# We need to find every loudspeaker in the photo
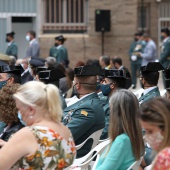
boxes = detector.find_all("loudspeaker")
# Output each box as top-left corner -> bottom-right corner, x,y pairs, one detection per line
95,10 -> 111,32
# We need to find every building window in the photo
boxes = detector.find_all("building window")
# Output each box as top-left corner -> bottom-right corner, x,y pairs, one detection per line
137,3 -> 150,31
43,0 -> 88,33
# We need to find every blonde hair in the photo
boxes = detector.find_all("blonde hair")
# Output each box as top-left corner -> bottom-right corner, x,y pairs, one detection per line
13,81 -> 62,122
139,97 -> 170,152
109,89 -> 144,160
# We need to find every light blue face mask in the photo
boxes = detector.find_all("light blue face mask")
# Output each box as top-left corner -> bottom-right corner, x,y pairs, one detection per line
18,112 -> 26,126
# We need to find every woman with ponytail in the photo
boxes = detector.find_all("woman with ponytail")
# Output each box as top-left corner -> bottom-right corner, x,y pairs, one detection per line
0,81 -> 76,170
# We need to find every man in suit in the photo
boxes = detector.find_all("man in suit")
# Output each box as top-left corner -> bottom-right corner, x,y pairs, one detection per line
5,32 -> 18,59
25,30 -> 39,59
99,55 -> 111,69
138,62 -> 164,105
129,32 -> 145,89
136,33 -> 157,66
100,69 -> 132,140
62,65 -> 105,158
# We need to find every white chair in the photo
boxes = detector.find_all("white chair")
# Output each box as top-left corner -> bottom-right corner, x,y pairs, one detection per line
144,164 -> 153,170
160,89 -> 166,97
127,157 -> 143,170
98,138 -> 109,144
133,88 -> 144,99
91,154 -> 100,170
76,129 -> 103,150
70,139 -> 110,170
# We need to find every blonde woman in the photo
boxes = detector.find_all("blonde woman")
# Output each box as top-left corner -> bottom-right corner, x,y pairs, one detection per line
0,81 -> 76,170
95,90 -> 144,170
139,97 -> 170,169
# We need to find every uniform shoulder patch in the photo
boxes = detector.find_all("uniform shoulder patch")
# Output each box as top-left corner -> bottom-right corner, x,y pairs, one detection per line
81,110 -> 88,116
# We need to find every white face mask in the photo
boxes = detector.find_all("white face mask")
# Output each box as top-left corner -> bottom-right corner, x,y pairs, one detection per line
145,131 -> 164,150
26,35 -> 30,41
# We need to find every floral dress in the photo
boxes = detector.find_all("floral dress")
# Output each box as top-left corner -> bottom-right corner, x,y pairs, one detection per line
153,147 -> 170,170
13,126 -> 76,170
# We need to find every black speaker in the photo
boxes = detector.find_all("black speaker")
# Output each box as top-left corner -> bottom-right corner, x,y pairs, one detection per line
95,10 -> 111,32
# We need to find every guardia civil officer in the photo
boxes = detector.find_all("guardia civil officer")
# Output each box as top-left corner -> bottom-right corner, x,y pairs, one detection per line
49,35 -> 69,67
100,69 -> 131,140
138,62 -> 164,104
62,65 -> 105,158
159,28 -> 170,88
129,32 -> 145,89
5,32 -> 18,59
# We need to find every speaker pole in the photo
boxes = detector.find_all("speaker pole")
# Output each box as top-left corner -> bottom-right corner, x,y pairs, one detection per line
101,28 -> 105,55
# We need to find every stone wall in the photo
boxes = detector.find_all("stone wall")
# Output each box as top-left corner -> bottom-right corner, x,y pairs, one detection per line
39,0 -> 140,69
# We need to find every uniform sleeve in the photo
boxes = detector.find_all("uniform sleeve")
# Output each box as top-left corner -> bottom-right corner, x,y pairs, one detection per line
66,107 -> 95,141
57,49 -> 65,63
159,42 -> 170,63
95,140 -> 126,170
100,108 -> 110,140
10,45 -> 18,57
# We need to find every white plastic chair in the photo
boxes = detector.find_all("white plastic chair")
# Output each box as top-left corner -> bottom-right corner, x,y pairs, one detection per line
76,129 -> 103,150
91,154 -> 100,170
133,88 -> 144,99
127,157 -> 143,170
144,164 -> 153,170
70,139 -> 110,170
98,138 -> 109,144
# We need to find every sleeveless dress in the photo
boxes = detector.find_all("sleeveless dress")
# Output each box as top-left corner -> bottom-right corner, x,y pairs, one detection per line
13,126 -> 76,170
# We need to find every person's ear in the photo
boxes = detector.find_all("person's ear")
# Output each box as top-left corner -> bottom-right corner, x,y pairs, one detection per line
110,83 -> 115,90
76,82 -> 81,90
7,77 -> 14,84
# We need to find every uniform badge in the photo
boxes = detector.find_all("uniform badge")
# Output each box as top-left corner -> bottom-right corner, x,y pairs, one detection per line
63,110 -> 74,124
81,110 -> 88,116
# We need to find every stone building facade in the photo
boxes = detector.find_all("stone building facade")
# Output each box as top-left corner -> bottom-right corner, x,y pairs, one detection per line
40,0 -> 170,68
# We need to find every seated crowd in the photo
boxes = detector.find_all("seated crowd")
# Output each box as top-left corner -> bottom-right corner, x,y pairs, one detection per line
0,51 -> 170,170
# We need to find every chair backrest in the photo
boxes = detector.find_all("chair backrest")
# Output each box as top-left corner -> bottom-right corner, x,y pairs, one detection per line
133,88 -> 144,99
91,154 -> 101,170
98,138 -> 109,144
127,157 -> 143,170
72,139 -> 110,168
76,129 -> 103,150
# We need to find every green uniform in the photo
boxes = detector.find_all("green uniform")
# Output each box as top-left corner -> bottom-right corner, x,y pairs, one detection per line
98,92 -> 108,106
129,40 -> 145,86
49,45 -> 69,66
100,102 -> 110,140
159,37 -> 170,68
6,41 -> 18,58
138,87 -> 160,104
63,93 -> 105,158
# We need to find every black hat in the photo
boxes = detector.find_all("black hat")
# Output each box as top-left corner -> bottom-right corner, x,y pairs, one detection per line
14,65 -> 25,74
161,28 -> 170,36
29,59 -> 45,67
55,35 -> 65,41
31,57 -> 46,63
141,62 -> 164,73
74,65 -> 103,76
104,69 -> 132,89
0,65 -> 21,75
36,67 -> 48,74
6,31 -> 15,37
39,68 -> 65,81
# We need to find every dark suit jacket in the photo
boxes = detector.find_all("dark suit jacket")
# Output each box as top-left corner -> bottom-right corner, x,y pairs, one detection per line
21,71 -> 33,84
